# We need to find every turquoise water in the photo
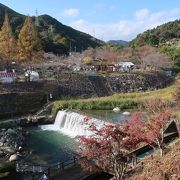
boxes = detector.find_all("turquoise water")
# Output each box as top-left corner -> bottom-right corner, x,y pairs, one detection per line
25,110 -> 130,164
26,127 -> 77,165
83,110 -> 130,122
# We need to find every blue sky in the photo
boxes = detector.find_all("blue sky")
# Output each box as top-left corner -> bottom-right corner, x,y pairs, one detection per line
0,0 -> 180,41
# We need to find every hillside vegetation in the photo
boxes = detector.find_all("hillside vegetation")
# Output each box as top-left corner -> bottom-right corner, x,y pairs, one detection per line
0,3 -> 103,55
130,20 -> 180,67
127,139 -> 180,180
107,40 -> 129,47
130,20 -> 180,47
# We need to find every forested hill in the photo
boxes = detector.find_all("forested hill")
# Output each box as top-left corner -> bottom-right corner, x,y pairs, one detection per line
130,20 -> 180,67
130,20 -> 180,47
0,3 -> 103,54
107,40 -> 129,47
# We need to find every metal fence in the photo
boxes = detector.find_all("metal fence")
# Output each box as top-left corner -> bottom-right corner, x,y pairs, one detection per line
16,156 -> 77,180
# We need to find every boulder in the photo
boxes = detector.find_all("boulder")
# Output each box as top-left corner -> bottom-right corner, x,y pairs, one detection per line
3,147 -> 15,154
9,154 -> 19,162
113,107 -> 120,112
7,129 -> 16,134
18,146 -> 23,152
122,111 -> 131,115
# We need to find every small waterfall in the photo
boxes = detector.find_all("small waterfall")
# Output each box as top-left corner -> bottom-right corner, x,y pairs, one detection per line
40,110 -> 105,137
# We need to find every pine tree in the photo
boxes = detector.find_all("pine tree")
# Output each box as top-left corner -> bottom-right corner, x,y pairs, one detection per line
0,13 -> 17,63
18,16 -> 43,62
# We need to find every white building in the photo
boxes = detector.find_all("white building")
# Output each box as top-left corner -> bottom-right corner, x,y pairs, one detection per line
0,71 -> 16,83
115,62 -> 135,72
25,70 -> 39,82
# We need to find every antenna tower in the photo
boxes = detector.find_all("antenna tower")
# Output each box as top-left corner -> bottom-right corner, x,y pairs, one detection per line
35,9 -> 39,26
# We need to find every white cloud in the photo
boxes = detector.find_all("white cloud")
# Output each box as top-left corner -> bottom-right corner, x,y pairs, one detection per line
60,8 -> 79,18
70,8 -> 180,41
135,8 -> 149,20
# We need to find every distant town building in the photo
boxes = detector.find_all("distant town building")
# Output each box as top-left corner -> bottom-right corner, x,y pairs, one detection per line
115,62 -> 134,72
93,65 -> 115,72
0,70 -> 16,83
25,70 -> 39,82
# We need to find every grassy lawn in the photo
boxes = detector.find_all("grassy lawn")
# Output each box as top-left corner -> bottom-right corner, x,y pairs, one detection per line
52,80 -> 180,113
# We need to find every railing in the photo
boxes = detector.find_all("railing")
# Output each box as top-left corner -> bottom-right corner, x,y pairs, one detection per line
16,156 -> 77,180
33,103 -> 52,117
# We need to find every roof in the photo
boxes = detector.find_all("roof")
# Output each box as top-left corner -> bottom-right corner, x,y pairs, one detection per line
25,70 -> 39,77
0,71 -> 16,78
118,62 -> 134,66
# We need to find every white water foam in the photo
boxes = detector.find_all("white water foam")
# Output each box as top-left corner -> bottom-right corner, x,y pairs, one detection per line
40,110 -> 105,137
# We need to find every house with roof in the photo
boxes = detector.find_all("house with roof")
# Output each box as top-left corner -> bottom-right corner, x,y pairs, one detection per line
0,70 -> 16,83
114,61 -> 135,72
25,70 -> 39,82
93,64 -> 115,72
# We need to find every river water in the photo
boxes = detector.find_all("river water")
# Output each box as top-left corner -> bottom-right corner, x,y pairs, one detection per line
26,110 -> 130,164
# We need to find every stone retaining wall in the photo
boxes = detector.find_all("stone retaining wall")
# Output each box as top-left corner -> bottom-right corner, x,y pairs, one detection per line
0,73 -> 172,117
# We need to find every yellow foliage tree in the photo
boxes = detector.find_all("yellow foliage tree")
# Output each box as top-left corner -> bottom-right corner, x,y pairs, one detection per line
83,56 -> 92,64
18,16 -> 43,62
0,13 -> 17,63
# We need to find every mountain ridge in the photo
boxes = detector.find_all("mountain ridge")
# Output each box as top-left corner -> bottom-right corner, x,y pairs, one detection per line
0,3 -> 103,54
107,40 -> 129,47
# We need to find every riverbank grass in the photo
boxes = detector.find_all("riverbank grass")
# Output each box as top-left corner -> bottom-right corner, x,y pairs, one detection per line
53,82 -> 179,113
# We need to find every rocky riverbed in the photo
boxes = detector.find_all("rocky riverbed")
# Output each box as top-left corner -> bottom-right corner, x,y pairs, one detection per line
0,127 -> 29,163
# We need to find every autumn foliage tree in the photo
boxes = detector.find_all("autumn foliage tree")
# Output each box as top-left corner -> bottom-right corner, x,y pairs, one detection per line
123,112 -> 147,151
0,13 -> 17,64
77,119 -> 144,180
124,99 -> 174,157
77,98 -> 175,179
18,16 -> 43,62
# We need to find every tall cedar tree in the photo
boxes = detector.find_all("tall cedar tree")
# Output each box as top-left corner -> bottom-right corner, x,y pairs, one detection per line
0,13 -> 17,64
18,16 -> 43,62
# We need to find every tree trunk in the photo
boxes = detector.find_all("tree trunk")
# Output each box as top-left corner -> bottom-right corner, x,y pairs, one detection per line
160,147 -> 163,157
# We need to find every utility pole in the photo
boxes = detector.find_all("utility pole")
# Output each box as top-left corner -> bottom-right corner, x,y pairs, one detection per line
93,29 -> 96,40
69,40 -> 72,56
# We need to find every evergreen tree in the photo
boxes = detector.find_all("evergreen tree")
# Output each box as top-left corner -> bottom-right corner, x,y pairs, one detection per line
18,16 -> 43,62
0,13 -> 17,63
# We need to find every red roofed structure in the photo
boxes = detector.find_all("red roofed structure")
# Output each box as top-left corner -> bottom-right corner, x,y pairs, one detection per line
0,71 -> 16,83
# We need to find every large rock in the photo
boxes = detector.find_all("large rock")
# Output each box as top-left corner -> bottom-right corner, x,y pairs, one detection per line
3,147 -> 15,154
122,111 -> 131,115
7,128 -> 16,134
9,154 -> 19,162
113,107 -> 120,112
